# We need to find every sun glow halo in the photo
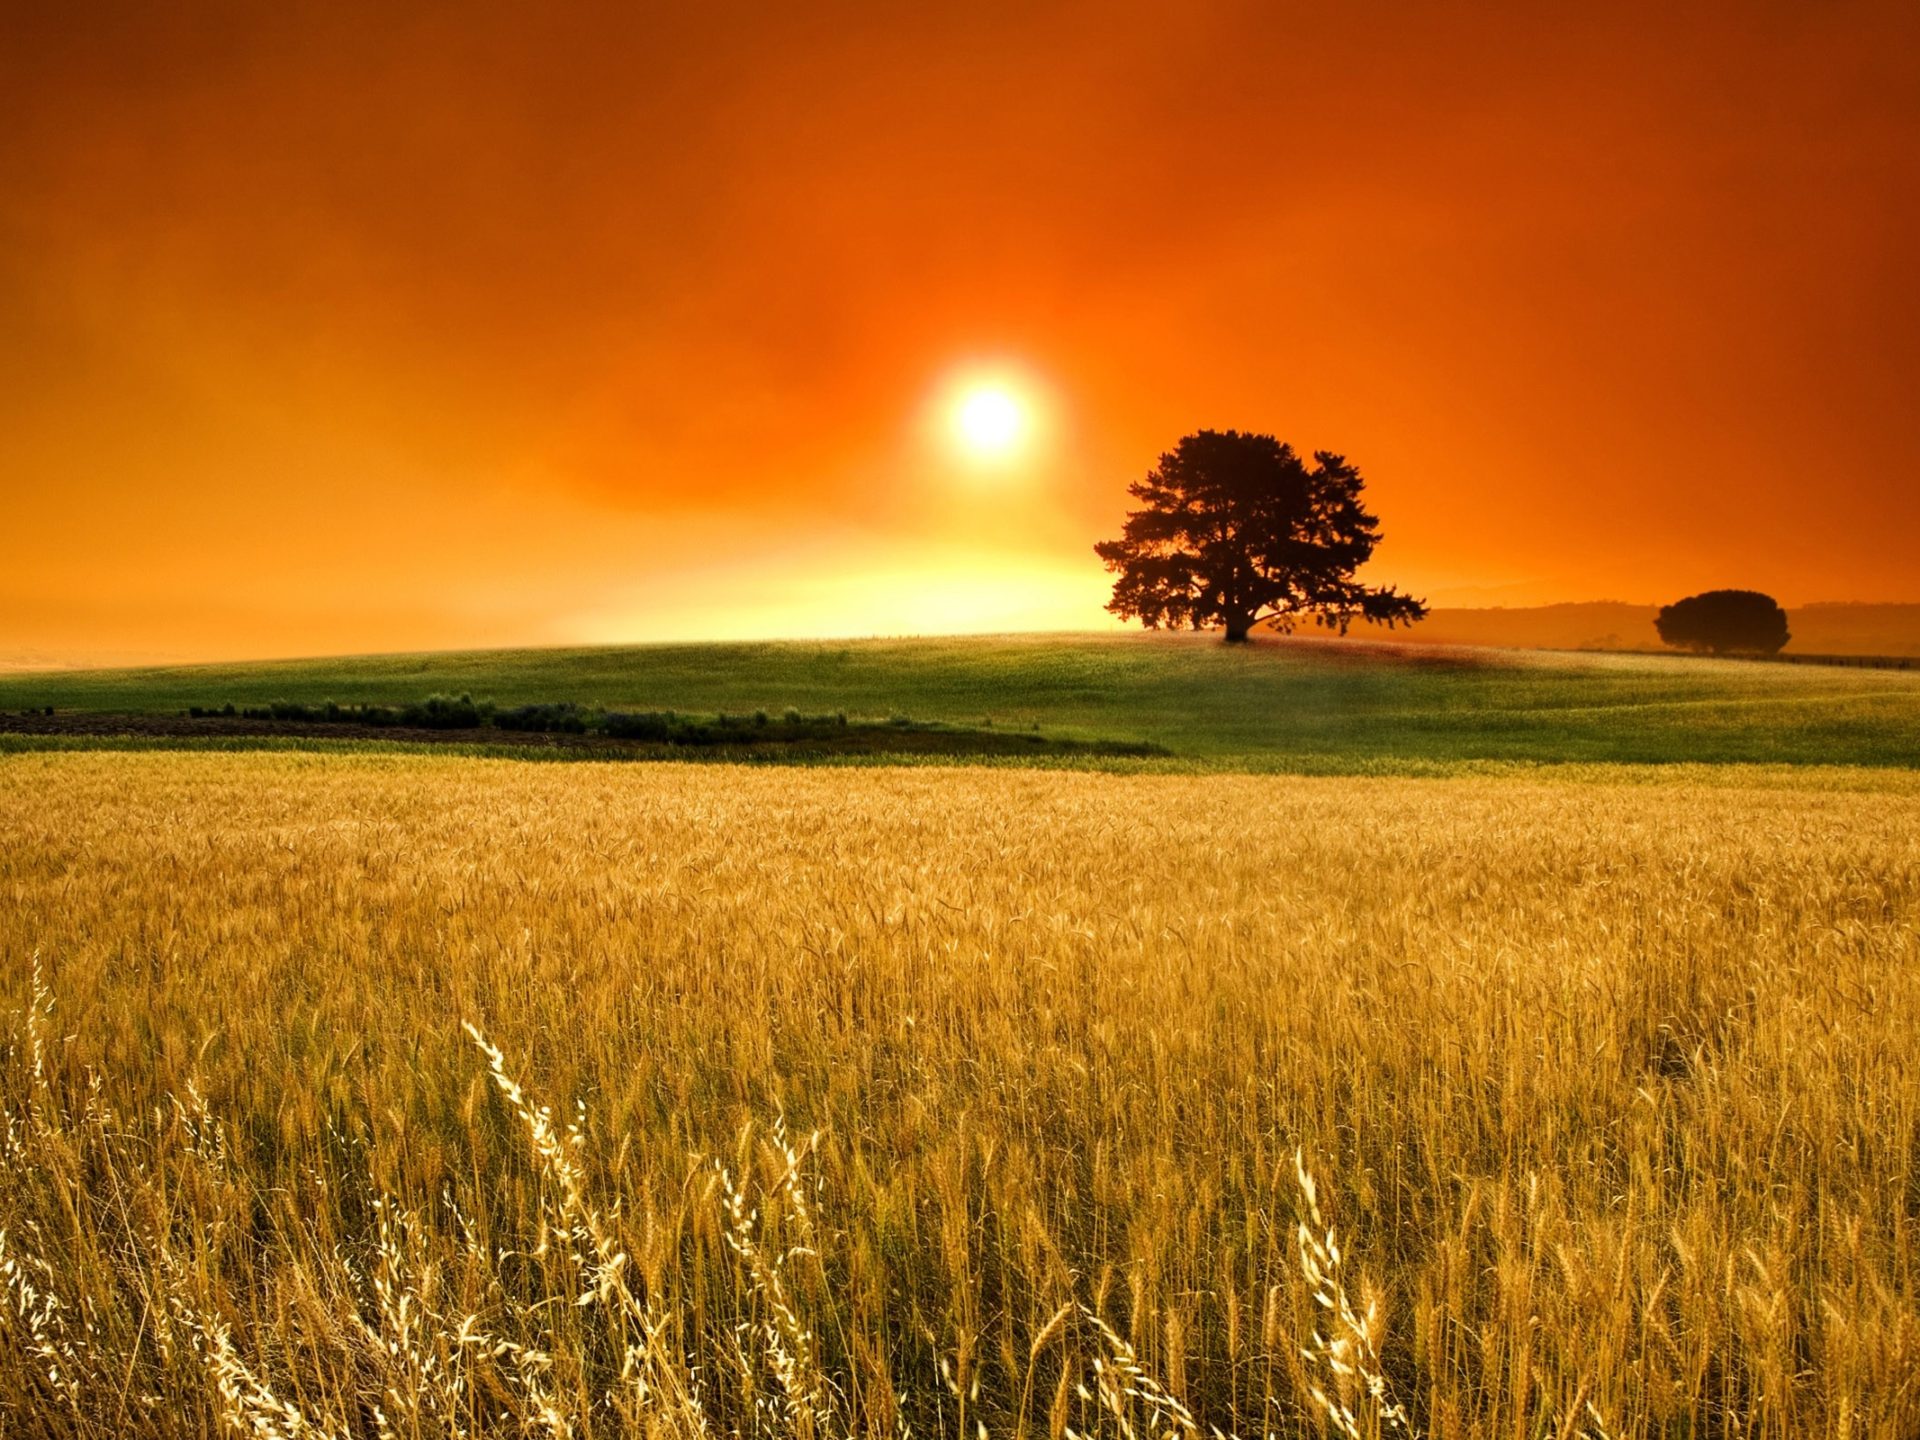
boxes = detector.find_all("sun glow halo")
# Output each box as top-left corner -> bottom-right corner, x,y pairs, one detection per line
950,380 -> 1029,461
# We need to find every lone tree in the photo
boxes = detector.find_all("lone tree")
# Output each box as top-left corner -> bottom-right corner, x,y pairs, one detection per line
1095,429 -> 1426,642
1655,589 -> 1790,655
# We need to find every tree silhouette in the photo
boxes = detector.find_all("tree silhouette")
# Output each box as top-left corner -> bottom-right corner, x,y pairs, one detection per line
1655,589 -> 1790,655
1095,430 -> 1426,642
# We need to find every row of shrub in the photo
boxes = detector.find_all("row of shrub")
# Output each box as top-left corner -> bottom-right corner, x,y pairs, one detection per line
601,708 -> 856,744
185,696 -> 862,744
188,695 -> 486,729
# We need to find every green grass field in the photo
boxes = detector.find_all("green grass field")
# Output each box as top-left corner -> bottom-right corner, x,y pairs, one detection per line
4,631 -> 1919,770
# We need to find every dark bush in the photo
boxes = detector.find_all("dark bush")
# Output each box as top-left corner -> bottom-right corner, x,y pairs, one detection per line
1656,590 -> 1790,655
495,702 -> 590,734
600,710 -> 678,742
399,693 -> 487,729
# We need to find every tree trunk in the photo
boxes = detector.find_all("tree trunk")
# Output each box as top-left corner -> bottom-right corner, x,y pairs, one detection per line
1223,613 -> 1253,643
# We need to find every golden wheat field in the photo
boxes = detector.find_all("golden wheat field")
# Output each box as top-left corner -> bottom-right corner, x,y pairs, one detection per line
3,752 -> 1919,1439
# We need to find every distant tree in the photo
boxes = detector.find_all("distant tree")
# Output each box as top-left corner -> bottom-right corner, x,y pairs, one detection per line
1655,589 -> 1790,655
1094,429 -> 1426,642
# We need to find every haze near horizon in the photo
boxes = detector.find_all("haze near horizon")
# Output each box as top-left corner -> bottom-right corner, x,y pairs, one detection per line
6,1 -> 1919,665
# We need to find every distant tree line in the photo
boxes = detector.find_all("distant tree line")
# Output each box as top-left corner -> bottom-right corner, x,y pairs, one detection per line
187,695 -> 859,741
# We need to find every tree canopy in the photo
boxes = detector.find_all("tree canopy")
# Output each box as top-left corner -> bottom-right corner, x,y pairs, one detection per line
1655,589 -> 1790,655
1094,429 -> 1426,642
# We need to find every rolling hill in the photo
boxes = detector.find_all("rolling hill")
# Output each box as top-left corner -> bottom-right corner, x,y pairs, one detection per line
3,631 -> 1918,771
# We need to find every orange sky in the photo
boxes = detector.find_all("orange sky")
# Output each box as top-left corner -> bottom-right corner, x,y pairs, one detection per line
4,1 -> 1919,664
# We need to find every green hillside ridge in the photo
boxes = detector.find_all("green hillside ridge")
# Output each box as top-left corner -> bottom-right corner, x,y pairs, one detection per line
3,631 -> 1918,771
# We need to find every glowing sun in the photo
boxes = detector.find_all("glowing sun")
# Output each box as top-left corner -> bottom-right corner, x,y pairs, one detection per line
949,380 -> 1030,460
